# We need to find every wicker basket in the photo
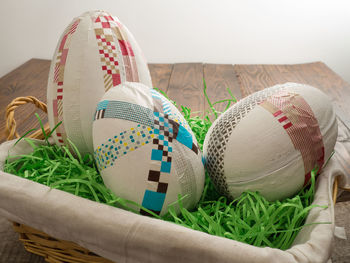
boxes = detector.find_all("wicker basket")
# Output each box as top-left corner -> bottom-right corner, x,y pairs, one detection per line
3,96 -> 345,263
5,97 -> 113,263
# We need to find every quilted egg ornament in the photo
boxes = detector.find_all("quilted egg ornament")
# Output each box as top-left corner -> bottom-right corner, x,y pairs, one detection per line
47,10 -> 152,154
203,83 -> 338,201
93,82 -> 205,216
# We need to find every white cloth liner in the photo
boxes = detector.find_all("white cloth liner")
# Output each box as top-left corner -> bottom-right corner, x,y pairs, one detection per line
0,127 -> 349,263
334,227 -> 347,240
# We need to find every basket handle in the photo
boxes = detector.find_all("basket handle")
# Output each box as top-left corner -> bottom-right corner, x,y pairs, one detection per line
5,96 -> 50,140
333,176 -> 339,205
333,176 -> 350,204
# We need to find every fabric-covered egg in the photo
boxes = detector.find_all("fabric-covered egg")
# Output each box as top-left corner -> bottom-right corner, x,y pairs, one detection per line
93,82 -> 205,216
203,82 -> 338,201
47,10 -> 152,154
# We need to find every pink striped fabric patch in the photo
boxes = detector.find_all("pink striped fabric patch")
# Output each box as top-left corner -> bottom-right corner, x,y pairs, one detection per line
260,92 -> 325,185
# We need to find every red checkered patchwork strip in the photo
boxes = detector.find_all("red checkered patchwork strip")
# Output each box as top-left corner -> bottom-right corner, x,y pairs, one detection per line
94,14 -> 139,91
94,15 -> 121,91
52,19 -> 80,145
260,92 -> 325,185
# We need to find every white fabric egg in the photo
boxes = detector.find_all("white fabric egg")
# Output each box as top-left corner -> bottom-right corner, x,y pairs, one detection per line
47,10 -> 152,154
203,83 -> 338,201
93,82 -> 205,216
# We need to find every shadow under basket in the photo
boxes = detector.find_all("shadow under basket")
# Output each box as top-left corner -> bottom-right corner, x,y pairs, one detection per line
3,96 -> 344,263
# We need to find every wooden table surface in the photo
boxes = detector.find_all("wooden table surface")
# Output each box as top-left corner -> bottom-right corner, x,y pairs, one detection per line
0,59 -> 349,262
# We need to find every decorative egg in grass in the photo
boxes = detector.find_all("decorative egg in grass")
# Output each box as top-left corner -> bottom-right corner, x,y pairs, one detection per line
47,10 -> 152,154
93,82 -> 205,216
203,82 -> 338,201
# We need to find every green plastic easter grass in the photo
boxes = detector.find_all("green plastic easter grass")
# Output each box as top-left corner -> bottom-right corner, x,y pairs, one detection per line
3,84 -> 330,250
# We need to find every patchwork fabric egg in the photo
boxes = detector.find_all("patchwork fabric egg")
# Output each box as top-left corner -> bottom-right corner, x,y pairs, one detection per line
47,10 -> 152,154
93,82 -> 205,216
203,83 -> 338,201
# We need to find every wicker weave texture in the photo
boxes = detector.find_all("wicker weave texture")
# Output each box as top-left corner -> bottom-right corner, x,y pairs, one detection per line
6,96 -> 113,263
12,223 -> 113,263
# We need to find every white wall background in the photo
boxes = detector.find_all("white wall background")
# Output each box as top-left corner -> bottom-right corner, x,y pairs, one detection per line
1,0 -> 350,82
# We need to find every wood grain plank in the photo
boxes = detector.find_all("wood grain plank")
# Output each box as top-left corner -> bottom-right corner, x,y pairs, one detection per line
167,63 -> 204,114
234,62 -> 350,129
148,64 -> 173,93
203,64 -> 242,115
233,64 -> 275,96
0,59 -> 50,143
